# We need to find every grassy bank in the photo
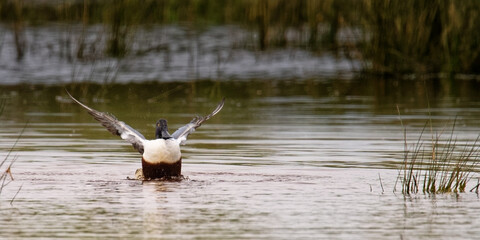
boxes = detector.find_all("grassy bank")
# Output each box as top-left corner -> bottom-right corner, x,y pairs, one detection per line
0,0 -> 479,76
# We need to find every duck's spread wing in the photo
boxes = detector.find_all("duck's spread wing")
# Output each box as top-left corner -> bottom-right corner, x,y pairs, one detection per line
67,91 -> 146,154
171,97 -> 225,145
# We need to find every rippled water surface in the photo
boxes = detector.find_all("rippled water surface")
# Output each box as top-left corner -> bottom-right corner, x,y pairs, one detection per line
1,24 -> 480,239
1,80 -> 480,239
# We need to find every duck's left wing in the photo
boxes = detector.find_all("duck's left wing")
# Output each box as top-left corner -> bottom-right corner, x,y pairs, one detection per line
66,90 -> 146,154
171,97 -> 225,145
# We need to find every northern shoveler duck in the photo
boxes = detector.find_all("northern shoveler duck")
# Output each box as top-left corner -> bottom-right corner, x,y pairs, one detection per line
66,91 -> 225,180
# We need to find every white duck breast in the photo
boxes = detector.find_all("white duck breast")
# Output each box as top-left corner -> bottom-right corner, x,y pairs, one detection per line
142,139 -> 181,164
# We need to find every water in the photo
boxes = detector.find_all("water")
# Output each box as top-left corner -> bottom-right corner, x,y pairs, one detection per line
2,25 -> 480,239
0,25 -> 357,85
1,81 -> 480,239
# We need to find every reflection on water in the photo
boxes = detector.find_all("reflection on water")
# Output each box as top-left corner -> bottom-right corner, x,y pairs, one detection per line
0,25 -> 358,85
1,79 -> 480,239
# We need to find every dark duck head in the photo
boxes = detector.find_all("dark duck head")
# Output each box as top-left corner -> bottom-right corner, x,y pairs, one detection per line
155,119 -> 172,139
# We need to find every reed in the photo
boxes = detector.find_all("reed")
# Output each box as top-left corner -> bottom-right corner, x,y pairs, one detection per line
396,119 -> 480,195
0,99 -> 24,202
0,125 -> 25,202
1,0 -> 479,75
359,0 -> 480,75
0,0 -> 27,60
0,151 -> 17,197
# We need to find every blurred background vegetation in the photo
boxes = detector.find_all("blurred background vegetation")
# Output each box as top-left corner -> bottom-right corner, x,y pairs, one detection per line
0,0 -> 479,77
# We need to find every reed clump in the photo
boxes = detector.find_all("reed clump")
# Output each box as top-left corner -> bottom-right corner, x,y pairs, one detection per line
396,120 -> 480,195
359,0 -> 480,75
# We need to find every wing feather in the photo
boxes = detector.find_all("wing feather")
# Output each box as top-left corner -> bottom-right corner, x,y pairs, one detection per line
67,90 -> 146,154
172,98 -> 225,145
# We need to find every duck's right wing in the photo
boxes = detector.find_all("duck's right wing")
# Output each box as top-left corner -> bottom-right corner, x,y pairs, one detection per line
67,90 -> 146,154
171,98 -> 225,145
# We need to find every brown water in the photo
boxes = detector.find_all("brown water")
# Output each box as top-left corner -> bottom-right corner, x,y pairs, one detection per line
1,80 -> 480,239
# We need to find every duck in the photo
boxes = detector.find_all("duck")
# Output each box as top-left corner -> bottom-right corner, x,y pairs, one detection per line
66,90 -> 225,180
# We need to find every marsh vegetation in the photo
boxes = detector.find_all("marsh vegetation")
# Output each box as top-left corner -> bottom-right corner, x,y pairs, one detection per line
0,0 -> 479,76
396,118 -> 480,194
